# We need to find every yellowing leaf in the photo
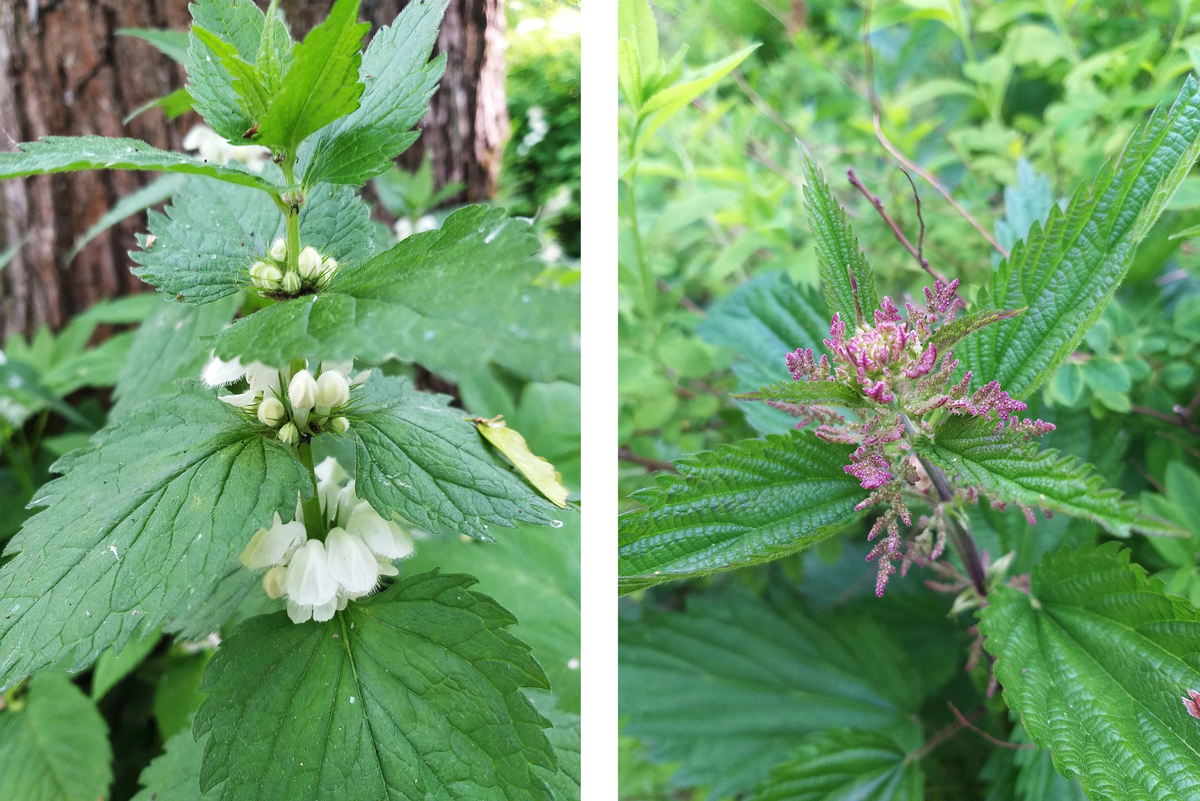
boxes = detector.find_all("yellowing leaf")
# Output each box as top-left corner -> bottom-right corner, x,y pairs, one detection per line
474,415 -> 570,508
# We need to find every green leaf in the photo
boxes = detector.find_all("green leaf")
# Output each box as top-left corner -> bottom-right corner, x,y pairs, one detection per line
67,173 -> 185,262
112,295 -> 240,418
696,270 -> 833,433
185,0 -> 265,141
156,651 -> 211,740
193,27 -> 273,123
800,149 -> 881,328
734,378 -> 866,408
300,0 -> 448,188
617,0 -> 658,75
980,543 -> 1200,800
929,307 -> 1024,354
618,38 -> 642,110
133,729 -> 218,801
194,570 -> 556,800
618,430 -> 867,592
210,206 -> 573,381
0,136 -> 279,191
403,517 -> 581,713
348,375 -> 559,540
637,45 -> 759,146
0,383 -> 311,689
748,729 -> 924,801
620,588 -> 924,797
528,691 -> 580,801
0,672 -> 113,801
961,77 -> 1200,399
256,0 -> 367,155
91,627 -> 163,700
915,414 -> 1180,538
255,5 -> 293,97
118,27 -> 193,64
125,87 -> 195,124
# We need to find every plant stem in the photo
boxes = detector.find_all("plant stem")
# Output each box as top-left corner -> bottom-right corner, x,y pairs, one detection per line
282,158 -> 301,274
624,170 -> 657,337
900,414 -> 988,597
296,439 -> 326,540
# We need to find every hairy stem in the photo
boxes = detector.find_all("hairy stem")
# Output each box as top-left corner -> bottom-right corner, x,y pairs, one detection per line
296,439 -> 326,540
900,414 -> 988,597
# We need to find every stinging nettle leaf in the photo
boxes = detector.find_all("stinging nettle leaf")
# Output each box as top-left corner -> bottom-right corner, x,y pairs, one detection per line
961,76 -> 1200,399
194,570 -> 557,801
928,306 -> 1024,354
981,543 -> 1200,800
748,729 -> 924,801
0,383 -> 311,689
734,378 -> 867,408
348,375 -> 560,541
618,430 -> 867,592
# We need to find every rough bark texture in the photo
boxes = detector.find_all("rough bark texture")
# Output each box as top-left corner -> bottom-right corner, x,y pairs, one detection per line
0,0 -> 506,337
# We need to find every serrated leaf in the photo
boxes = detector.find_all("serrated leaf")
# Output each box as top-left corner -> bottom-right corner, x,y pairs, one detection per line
620,588 -> 924,797
133,728 -> 218,801
961,77 -> 1200,399
696,271 -> 833,433
0,136 -> 279,190
0,383 -> 311,689
209,205 -> 574,382
348,374 -> 559,540
475,416 -> 570,508
91,627 -> 162,700
980,543 -> 1200,800
916,414 -> 1183,538
119,27 -> 193,65
748,729 -> 924,801
0,672 -> 113,801
617,0 -> 658,75
800,149 -> 881,327
734,378 -> 866,408
403,517 -> 581,714
255,6 -> 292,97
131,176 -> 371,304
300,0 -> 448,187
929,307 -> 1024,354
186,0 -> 265,142
256,0 -> 367,155
618,430 -> 867,592
194,570 -> 556,801
528,691 -> 580,801
112,295 -> 241,418
637,46 -> 758,147
193,27 -> 272,123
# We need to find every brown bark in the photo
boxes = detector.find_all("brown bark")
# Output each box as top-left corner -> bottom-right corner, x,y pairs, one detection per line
0,0 -> 505,337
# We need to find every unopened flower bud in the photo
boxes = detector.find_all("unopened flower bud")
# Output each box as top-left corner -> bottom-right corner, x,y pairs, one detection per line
331,416 -> 350,434
263,565 -> 287,599
257,396 -> 286,427
278,422 -> 299,445
281,271 -> 302,294
318,257 -> 338,287
316,371 -> 350,411
288,370 -> 318,412
250,261 -> 282,290
269,237 -> 287,261
298,246 -> 322,280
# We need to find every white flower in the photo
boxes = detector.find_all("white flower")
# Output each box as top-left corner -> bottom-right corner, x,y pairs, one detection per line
393,217 -> 414,241
240,512 -> 307,569
298,246 -> 322,280
278,422 -> 299,445
219,390 -> 257,409
325,527 -> 380,594
257,396 -> 285,427
346,506 -> 413,560
287,595 -> 338,624
321,359 -> 354,377
182,124 -> 269,172
315,456 -> 349,485
269,237 -> 288,262
289,370 -> 318,411
331,416 -> 350,434
315,371 -> 350,412
350,370 -> 371,387
376,557 -> 400,577
285,540 -> 337,606
202,355 -> 245,387
415,214 -> 438,234
318,257 -> 338,287
250,261 -> 282,290
281,271 -> 301,294
263,565 -> 287,599
246,363 -> 283,394
336,481 -> 361,527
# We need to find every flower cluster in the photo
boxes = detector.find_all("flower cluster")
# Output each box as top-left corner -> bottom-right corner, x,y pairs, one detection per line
240,458 -> 414,623
203,357 -> 367,443
182,124 -> 270,173
771,279 -> 1053,595
249,238 -> 339,295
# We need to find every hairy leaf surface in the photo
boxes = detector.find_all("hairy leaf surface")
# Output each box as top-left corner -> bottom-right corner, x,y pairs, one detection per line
735,378 -> 866,408
618,431 -> 866,592
133,729 -> 217,800
980,543 -> 1200,800
186,0 -> 265,141
0,384 -> 311,689
748,729 -> 924,801
194,571 -> 556,801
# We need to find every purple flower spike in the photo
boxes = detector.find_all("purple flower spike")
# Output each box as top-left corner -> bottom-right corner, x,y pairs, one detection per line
924,279 -> 960,314
846,446 -> 892,489
786,348 -> 817,381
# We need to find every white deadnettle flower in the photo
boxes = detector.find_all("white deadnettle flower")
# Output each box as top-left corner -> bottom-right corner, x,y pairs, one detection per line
331,416 -> 350,434
298,246 -> 322,280
240,513 -> 307,570
278,422 -> 299,445
257,396 -> 286,427
249,261 -> 282,290
318,257 -> 339,287
202,356 -> 246,387
393,217 -> 414,241
415,214 -> 438,234
285,539 -> 338,606
325,526 -> 380,594
289,370 -> 318,411
203,361 -> 363,437
315,370 -> 350,413
263,566 -> 287,599
281,270 -> 302,294
219,389 -> 258,408
346,505 -> 414,560
269,237 -> 288,262
182,125 -> 270,172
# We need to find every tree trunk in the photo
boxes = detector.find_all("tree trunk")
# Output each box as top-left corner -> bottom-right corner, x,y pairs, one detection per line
0,0 -> 506,338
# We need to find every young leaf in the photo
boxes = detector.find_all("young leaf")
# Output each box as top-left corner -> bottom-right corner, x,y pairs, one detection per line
300,0 -> 448,187
209,206 -> 569,381
347,375 -> 560,540
734,378 -> 867,408
193,27 -> 273,123
617,0 -> 659,76
255,6 -> 293,96
133,728 -> 218,801
620,588 -> 924,797
0,383 -> 311,689
91,627 -> 163,700
475,416 -> 571,508
186,0 -> 265,141
748,729 -> 924,801
928,307 -> 1024,354
0,672 -> 113,801
255,0 -> 368,155
618,431 -> 867,592
800,150 -> 881,327
0,136 -> 279,190
961,77 -> 1200,399
636,45 -> 758,147
131,176 -> 372,303
914,414 -> 1184,538
194,570 -> 556,801
980,543 -> 1200,799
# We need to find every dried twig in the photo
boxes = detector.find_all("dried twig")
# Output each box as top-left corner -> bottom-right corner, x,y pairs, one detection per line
947,703 -> 1036,750
846,166 -> 948,284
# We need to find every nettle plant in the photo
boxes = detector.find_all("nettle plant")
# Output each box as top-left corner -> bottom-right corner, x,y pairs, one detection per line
0,1 -> 579,799
620,77 -> 1200,796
